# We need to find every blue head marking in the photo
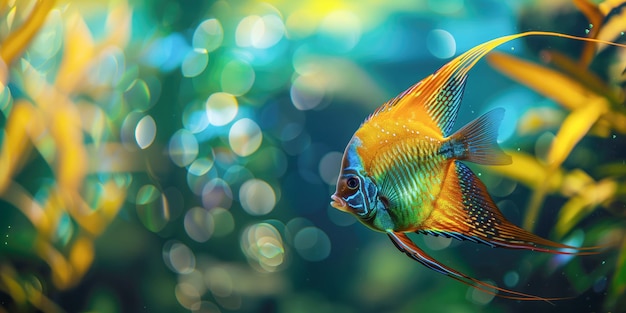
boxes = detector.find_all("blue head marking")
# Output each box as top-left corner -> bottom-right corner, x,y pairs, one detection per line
333,137 -> 380,219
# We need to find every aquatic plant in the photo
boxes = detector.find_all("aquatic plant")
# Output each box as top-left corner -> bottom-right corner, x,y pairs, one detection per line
0,1 -> 136,312
485,0 -> 626,310
1,0 -> 625,312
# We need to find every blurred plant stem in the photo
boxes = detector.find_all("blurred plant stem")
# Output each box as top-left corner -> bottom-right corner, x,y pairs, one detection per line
0,0 -> 56,65
0,1 -> 135,312
487,0 -> 626,310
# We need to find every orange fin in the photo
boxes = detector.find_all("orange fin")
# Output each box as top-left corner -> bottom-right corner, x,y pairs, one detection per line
367,31 -> 626,137
388,231 -> 569,302
423,161 -> 602,255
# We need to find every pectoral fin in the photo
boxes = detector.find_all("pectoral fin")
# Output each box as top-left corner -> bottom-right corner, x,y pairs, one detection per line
387,231 -> 566,302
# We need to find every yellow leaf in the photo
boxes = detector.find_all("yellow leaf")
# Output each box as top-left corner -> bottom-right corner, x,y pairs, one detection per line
560,169 -> 594,197
598,0 -> 626,16
608,235 -> 626,307
101,180 -> 126,220
0,0 -> 56,65
23,282 -> 64,313
556,179 -> 616,236
516,106 -> 565,135
547,97 -> 608,167
68,194 -> 104,236
555,196 -> 588,237
51,105 -> 87,191
0,265 -> 26,306
485,151 -> 563,192
488,52 -> 595,111
35,241 -> 71,289
0,57 -> 7,86
573,0 -> 604,66
56,12 -> 95,93
2,182 -> 51,236
69,236 -> 94,279
0,101 -> 44,193
539,50 -> 622,107
598,9 -> 626,51
102,0 -> 132,48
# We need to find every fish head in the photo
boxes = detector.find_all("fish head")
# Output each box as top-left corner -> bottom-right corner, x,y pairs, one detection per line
330,137 -> 380,220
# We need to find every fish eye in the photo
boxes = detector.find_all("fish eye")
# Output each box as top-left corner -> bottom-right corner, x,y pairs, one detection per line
346,176 -> 359,189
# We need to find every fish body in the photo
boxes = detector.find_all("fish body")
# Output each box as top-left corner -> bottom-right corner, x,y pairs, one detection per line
330,31 -> 618,301
340,103 -> 508,233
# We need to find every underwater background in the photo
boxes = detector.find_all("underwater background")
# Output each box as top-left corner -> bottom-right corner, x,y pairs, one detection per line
1,0 -> 625,312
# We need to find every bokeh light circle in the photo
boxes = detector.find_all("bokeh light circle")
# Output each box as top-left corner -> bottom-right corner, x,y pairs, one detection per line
293,226 -> 331,261
318,151 -> 342,185
183,103 -> 210,134
229,118 -> 263,157
467,280 -> 496,305
125,79 -> 152,111
239,179 -> 276,216
220,59 -> 255,96
136,184 -> 170,232
426,29 -> 456,59
290,74 -> 325,111
169,129 -> 199,167
209,207 -> 235,237
188,157 -> 214,176
184,207 -> 215,243
164,241 -> 196,275
175,282 -> 201,310
0,83 -> 13,115
206,267 -> 233,298
202,178 -> 233,209
504,271 -> 519,288
205,92 -> 238,126
193,18 -> 224,52
236,15 -> 285,49
135,115 -> 157,149
182,49 -> 209,78
240,223 -> 285,272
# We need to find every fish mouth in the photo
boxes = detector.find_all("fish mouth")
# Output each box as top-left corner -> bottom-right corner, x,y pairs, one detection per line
330,194 -> 349,212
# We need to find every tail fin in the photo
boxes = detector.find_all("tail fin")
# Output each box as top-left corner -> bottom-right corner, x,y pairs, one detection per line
450,108 -> 512,165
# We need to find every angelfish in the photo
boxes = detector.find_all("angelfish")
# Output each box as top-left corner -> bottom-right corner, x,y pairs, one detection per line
330,31 -> 621,301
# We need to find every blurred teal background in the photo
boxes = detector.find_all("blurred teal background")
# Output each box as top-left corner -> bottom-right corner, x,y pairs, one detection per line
1,0 -> 625,312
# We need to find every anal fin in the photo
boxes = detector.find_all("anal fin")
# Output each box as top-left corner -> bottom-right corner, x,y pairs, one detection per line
422,161 -> 603,255
387,231 -> 567,302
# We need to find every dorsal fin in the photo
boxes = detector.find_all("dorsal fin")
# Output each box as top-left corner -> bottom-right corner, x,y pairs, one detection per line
366,31 -> 626,137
